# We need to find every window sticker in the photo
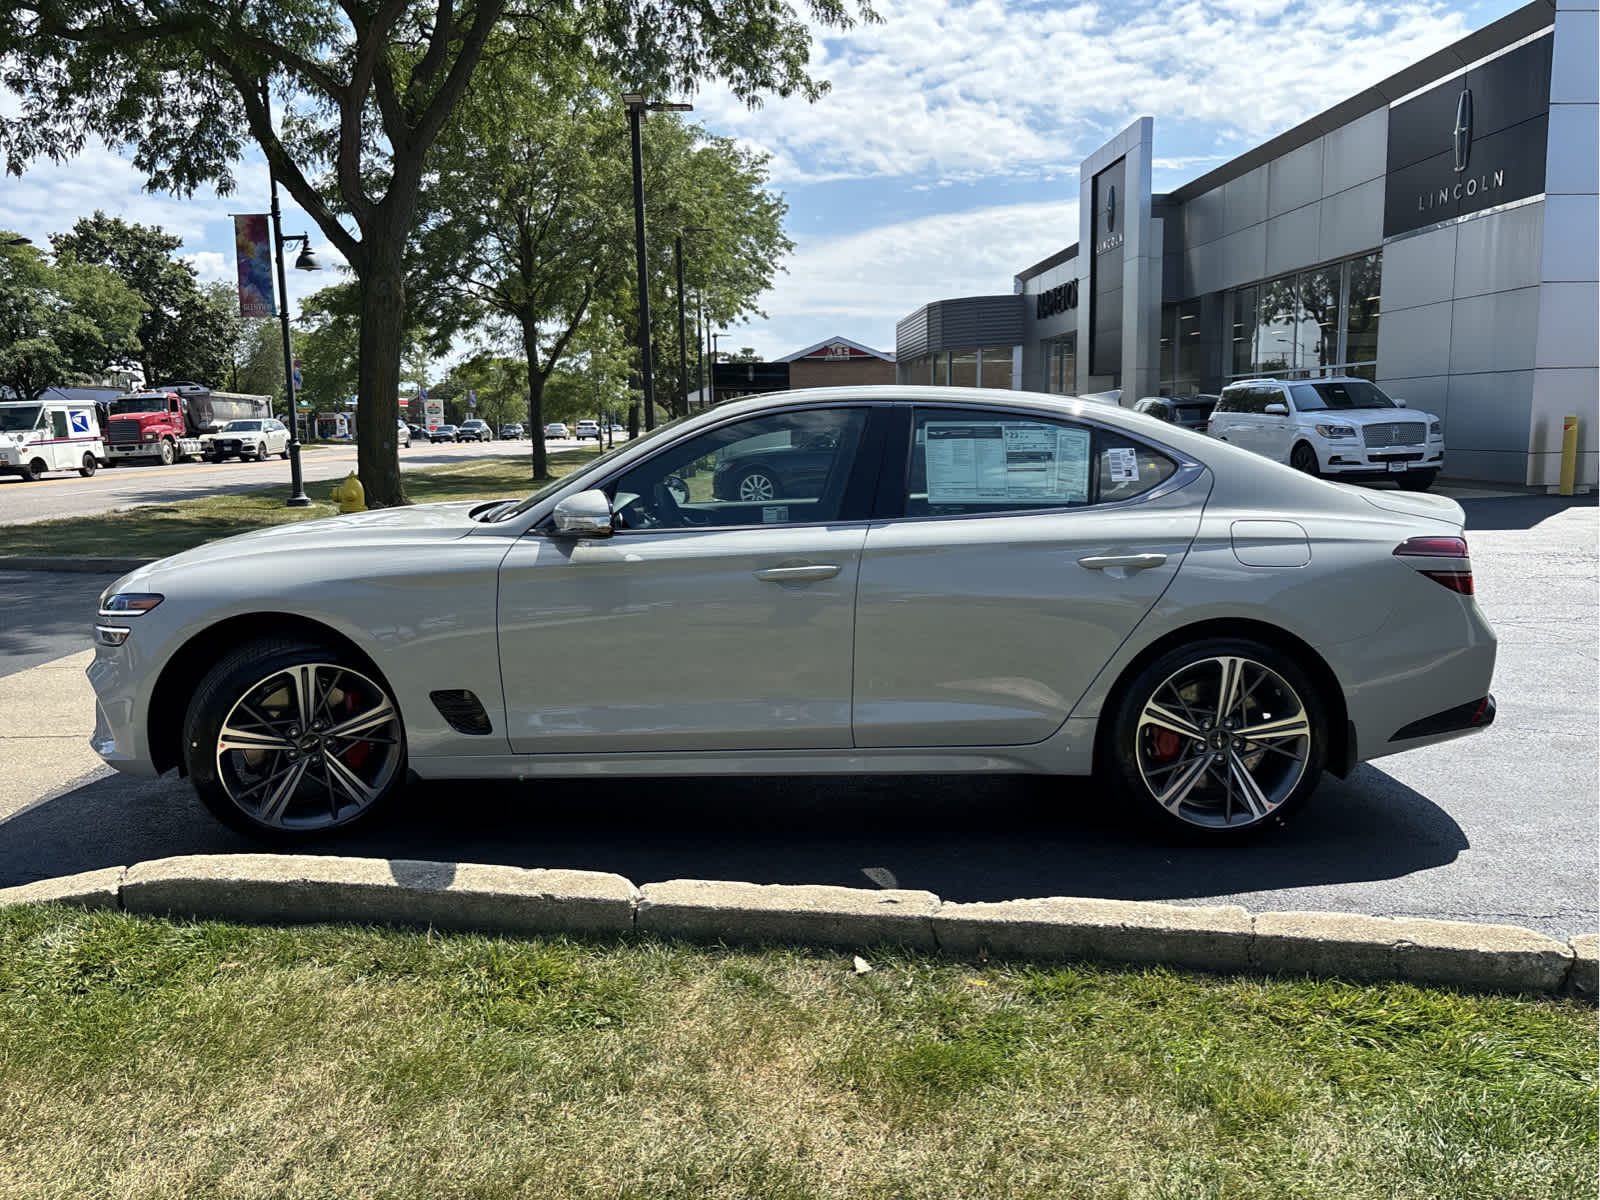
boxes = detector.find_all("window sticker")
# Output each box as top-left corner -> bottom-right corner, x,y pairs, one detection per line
762,505 -> 789,523
925,422 -> 1091,504
1106,447 -> 1139,483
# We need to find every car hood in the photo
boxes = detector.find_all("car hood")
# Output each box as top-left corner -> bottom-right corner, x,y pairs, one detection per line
1359,488 -> 1464,528
131,501 -> 490,580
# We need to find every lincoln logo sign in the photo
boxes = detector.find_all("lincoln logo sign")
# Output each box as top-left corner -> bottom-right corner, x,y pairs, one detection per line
1453,88 -> 1473,173
1096,184 -> 1124,254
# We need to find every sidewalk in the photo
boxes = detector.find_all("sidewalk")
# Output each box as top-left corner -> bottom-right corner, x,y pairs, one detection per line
0,650 -> 108,823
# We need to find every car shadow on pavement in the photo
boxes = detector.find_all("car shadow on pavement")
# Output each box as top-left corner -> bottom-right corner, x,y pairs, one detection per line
1459,493 -> 1596,532
0,764 -> 1466,909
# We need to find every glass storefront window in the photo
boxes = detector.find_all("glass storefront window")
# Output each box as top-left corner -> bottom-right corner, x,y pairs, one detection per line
1345,253 -> 1381,369
1229,287 -> 1257,377
1174,298 -> 1202,394
1160,305 -> 1176,385
980,347 -> 1013,390
949,349 -> 977,388
1042,335 -> 1075,394
1298,264 -> 1342,374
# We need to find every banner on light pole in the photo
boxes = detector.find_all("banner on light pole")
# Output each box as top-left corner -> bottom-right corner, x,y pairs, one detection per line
233,215 -> 275,318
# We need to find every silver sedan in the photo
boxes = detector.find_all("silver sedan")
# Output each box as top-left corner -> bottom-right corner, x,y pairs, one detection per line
88,385 -> 1496,843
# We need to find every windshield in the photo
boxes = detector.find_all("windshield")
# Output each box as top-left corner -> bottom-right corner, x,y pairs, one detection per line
221,420 -> 262,432
0,405 -> 42,432
113,396 -> 169,414
1289,380 -> 1396,411
487,412 -> 695,522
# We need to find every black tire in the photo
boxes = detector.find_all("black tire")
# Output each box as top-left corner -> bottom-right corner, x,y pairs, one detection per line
734,468 -> 778,503
1289,443 -> 1320,477
158,439 -> 175,466
182,637 -> 407,844
1105,637 -> 1327,841
79,453 -> 97,478
1396,469 -> 1436,492
254,443 -> 267,462
280,449 -> 290,459
17,459 -> 40,482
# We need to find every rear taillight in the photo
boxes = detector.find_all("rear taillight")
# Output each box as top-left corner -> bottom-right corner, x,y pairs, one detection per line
1393,535 -> 1473,594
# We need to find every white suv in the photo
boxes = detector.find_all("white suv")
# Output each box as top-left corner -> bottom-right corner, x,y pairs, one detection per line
1207,377 -> 1444,491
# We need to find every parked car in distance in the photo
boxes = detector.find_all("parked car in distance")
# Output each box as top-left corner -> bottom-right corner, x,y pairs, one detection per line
1207,377 -> 1444,491
397,420 -> 412,449
1134,395 -> 1218,433
609,424 -> 626,434
500,423 -> 525,439
89,384 -> 1496,846
209,418 -> 290,462
407,423 -> 428,444
544,423 -> 569,439
573,419 -> 602,441
429,424 -> 460,443
459,419 -> 493,442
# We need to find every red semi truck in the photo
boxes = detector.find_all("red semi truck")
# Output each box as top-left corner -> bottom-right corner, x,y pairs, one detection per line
105,383 -> 272,465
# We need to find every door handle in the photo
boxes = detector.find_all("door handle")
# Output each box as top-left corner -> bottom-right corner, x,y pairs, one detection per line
1077,553 -> 1168,573
754,564 -> 841,583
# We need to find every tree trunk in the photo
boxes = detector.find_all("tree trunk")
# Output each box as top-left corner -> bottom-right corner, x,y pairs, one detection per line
355,238 -> 407,507
523,322 -> 548,480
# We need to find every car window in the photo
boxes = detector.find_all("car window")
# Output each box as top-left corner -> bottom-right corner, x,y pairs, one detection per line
1216,389 -> 1246,414
1257,387 -> 1287,413
609,408 -> 868,531
901,408 -> 1177,517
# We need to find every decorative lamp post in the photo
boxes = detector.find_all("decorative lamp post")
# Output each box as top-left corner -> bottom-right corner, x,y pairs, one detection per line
622,93 -> 692,432
269,171 -> 320,508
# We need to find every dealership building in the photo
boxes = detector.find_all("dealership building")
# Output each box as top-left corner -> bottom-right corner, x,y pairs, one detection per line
895,0 -> 1597,487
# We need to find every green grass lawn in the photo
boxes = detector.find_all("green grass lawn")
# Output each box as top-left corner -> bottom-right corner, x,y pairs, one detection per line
1,448 -> 603,562
0,906 -> 1593,1200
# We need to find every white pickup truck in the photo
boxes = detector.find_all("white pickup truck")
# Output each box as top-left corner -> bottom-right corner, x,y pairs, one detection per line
0,399 -> 107,481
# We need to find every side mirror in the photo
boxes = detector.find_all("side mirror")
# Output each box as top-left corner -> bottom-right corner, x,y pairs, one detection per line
551,489 -> 614,538
1393,398 -> 1408,408
1264,403 -> 1288,416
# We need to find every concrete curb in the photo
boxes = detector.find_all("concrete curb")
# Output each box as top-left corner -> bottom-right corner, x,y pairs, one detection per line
1,854 -> 1592,1001
0,556 -> 155,574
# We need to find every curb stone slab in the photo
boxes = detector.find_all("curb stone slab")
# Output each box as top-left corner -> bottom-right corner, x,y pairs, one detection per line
0,866 -> 126,911
1252,911 -> 1575,994
934,896 -> 1254,973
637,879 -> 941,950
121,854 -> 638,936
1567,935 -> 1598,1001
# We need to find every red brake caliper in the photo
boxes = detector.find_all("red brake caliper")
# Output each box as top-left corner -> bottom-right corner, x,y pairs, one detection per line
1150,728 -> 1182,763
342,687 -> 373,770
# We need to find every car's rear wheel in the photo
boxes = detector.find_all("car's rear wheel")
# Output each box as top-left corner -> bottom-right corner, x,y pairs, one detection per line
1290,443 -> 1320,477
183,638 -> 406,843
79,453 -> 97,477
735,469 -> 778,502
1396,469 -> 1436,492
1107,638 -> 1326,839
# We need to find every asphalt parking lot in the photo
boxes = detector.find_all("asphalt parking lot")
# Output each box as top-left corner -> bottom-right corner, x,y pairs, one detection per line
0,489 -> 1593,942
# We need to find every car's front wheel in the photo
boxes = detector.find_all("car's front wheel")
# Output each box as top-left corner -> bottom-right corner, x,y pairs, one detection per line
1290,443 -> 1320,477
1106,638 -> 1326,839
182,638 -> 407,843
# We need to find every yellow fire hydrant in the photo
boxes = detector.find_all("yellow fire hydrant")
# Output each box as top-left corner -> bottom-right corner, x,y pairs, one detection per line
330,471 -> 366,513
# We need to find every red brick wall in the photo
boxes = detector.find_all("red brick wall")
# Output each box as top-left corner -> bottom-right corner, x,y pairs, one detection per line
788,358 -> 896,390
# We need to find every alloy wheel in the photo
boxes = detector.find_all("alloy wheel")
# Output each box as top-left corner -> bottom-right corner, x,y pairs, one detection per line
213,661 -> 402,831
1133,655 -> 1312,829
737,471 -> 777,502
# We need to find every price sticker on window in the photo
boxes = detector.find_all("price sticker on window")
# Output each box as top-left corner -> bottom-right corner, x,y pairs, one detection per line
1107,447 -> 1140,483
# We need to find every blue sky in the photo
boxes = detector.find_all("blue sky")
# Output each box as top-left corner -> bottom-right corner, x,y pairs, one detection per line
0,0 -> 1526,373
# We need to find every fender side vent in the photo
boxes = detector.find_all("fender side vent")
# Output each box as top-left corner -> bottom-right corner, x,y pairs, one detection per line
430,689 -> 493,735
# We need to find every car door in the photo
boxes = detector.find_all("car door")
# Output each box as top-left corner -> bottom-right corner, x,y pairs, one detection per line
1256,384 -> 1296,462
852,405 -> 1207,748
497,404 -> 881,754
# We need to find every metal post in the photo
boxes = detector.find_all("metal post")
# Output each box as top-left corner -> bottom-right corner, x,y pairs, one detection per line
675,234 -> 688,420
269,171 -> 312,508
627,102 -> 655,432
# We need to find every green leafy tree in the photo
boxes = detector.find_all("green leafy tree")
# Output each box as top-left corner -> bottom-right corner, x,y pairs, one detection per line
2,0 -> 876,505
0,236 -> 143,404
49,212 -> 235,385
219,285 -> 285,400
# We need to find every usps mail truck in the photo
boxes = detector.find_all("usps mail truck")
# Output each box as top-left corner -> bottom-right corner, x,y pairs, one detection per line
0,399 -> 107,480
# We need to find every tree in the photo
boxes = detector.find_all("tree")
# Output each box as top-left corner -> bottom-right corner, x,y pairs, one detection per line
217,284 -> 285,399
2,0 -> 877,505
0,237 -> 143,404
50,212 -> 236,385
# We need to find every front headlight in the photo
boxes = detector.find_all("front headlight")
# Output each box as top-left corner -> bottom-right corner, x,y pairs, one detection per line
98,592 -> 164,617
1314,423 -> 1357,439
142,431 -> 157,442
1430,420 -> 1442,437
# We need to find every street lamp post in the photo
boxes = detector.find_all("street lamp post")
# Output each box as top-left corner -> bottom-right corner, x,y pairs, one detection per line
269,170 -> 320,508
622,93 -> 692,433
676,227 -> 711,417
709,330 -> 727,407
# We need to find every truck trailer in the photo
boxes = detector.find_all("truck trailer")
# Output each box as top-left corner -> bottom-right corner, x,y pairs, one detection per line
105,383 -> 272,465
